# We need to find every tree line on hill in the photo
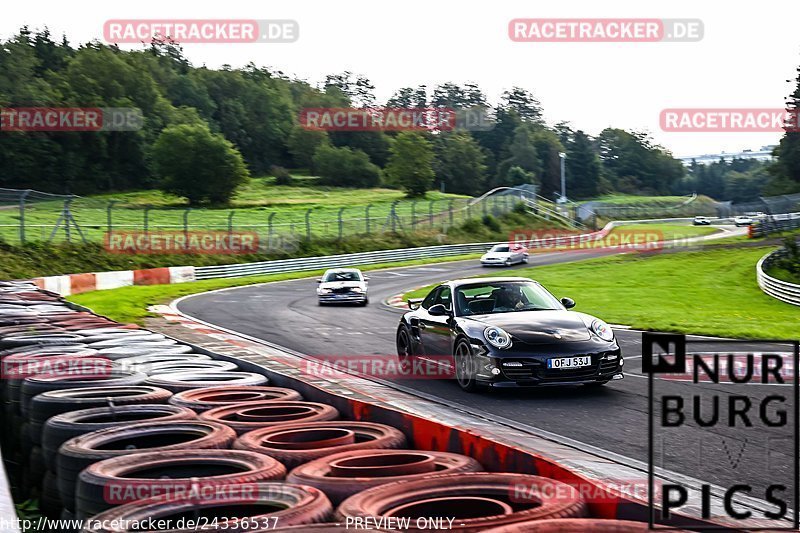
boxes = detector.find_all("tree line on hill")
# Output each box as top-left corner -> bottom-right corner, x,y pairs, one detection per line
1,28 -> 798,205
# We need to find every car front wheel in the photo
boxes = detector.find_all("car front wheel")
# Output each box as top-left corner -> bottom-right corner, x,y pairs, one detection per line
454,339 -> 482,392
396,325 -> 415,371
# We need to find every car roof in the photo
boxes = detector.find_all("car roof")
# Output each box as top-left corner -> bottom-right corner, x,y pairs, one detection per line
323,268 -> 362,273
443,277 -> 537,288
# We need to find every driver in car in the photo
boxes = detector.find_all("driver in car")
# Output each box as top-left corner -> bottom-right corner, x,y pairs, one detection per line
493,287 -> 525,311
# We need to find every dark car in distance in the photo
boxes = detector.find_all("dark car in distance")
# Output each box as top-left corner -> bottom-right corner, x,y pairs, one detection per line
397,277 -> 623,391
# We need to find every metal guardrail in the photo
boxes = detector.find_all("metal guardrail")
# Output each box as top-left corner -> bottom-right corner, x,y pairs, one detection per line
757,249 -> 800,306
195,242 -> 510,279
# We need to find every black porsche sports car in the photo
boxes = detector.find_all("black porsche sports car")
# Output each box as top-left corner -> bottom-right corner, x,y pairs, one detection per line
396,277 -> 623,391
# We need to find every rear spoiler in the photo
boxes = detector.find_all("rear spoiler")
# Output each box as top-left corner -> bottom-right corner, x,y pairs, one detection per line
407,298 -> 424,310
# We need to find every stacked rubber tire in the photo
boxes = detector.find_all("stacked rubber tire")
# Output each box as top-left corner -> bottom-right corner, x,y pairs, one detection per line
0,281 -> 663,532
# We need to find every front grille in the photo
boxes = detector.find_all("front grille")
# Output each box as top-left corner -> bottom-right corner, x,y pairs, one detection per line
332,287 -> 352,294
500,352 -> 619,382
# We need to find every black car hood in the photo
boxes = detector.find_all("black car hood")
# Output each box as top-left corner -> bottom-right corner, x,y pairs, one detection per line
465,310 -> 591,344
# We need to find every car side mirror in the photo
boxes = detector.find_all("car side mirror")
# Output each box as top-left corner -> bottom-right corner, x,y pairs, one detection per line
316,279 -> 322,283
363,276 -> 370,281
561,297 -> 576,309
428,304 -> 450,316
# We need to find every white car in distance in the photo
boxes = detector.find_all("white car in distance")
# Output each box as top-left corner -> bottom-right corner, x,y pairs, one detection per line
480,244 -> 529,267
317,268 -> 369,306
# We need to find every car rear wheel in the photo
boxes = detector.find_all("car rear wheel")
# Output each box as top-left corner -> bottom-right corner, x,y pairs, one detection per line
454,339 -> 482,393
396,325 -> 414,371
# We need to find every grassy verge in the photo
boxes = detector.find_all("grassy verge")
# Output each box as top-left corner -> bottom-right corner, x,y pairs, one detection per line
403,246 -> 800,340
67,254 -> 480,324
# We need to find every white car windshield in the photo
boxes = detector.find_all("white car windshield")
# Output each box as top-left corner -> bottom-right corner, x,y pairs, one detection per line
323,271 -> 362,282
490,245 -> 510,253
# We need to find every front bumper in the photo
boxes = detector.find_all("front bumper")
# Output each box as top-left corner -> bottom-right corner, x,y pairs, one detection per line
318,293 -> 367,303
471,343 -> 624,387
480,259 -> 507,266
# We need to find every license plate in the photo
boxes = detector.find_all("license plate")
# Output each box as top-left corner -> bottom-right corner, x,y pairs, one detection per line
547,356 -> 591,369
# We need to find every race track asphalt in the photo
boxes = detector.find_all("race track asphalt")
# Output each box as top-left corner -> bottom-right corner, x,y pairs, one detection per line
178,239 -> 796,503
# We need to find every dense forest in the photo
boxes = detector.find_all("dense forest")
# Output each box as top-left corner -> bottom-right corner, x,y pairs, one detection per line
1,28 -> 798,203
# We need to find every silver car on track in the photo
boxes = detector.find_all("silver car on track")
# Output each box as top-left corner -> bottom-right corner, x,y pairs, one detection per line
480,244 -> 529,267
317,268 -> 369,306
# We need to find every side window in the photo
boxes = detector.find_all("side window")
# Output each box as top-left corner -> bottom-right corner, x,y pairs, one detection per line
421,287 -> 439,310
434,287 -> 452,310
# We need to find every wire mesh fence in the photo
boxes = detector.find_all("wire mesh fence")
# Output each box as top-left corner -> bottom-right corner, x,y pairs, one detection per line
586,193 -> 800,221
0,187 -> 530,248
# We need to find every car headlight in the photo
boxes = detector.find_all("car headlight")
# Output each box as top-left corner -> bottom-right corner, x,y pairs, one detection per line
351,287 -> 364,293
318,288 -> 331,294
590,319 -> 614,342
484,326 -> 512,349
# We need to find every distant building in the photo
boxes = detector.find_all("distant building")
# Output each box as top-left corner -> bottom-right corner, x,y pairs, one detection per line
678,145 -> 777,166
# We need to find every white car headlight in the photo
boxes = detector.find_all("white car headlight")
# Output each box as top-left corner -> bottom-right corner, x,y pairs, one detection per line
590,319 -> 614,342
484,326 -> 512,349
318,288 -> 332,294
351,287 -> 364,293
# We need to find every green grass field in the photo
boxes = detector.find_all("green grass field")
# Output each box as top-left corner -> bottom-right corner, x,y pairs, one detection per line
403,244 -> 799,340
0,177 -> 472,243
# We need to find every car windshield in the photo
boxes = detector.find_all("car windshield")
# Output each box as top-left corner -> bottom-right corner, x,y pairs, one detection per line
323,271 -> 361,282
490,245 -> 510,253
454,281 -> 562,316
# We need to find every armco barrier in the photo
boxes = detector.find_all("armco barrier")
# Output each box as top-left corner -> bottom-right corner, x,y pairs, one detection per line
757,248 -> 800,306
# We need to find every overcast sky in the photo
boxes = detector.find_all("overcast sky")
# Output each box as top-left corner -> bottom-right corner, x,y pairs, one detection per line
4,0 -> 799,157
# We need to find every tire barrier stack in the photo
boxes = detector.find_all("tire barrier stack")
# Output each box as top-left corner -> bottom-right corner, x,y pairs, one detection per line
0,280 -> 683,532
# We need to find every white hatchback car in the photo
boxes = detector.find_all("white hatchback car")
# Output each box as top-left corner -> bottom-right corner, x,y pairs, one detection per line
317,268 -> 369,305
480,244 -> 529,267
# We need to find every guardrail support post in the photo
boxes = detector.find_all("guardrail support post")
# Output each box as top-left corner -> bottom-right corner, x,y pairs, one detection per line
337,207 -> 345,241
391,200 -> 399,233
449,200 -> 455,227
305,208 -> 312,241
19,189 -> 30,244
106,200 -> 117,239
183,208 -> 191,236
268,212 -> 275,248
143,205 -> 152,235
227,211 -> 235,241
